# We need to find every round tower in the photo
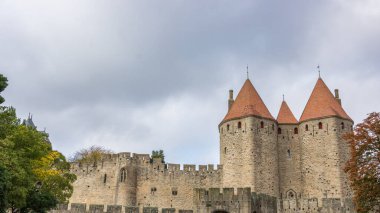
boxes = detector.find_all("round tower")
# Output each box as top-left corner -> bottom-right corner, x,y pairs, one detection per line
219,79 -> 279,197
299,78 -> 353,201
276,99 -> 302,200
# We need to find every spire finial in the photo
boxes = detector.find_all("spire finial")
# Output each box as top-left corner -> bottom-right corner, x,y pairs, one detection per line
246,65 -> 249,79
317,64 -> 321,78
283,94 -> 285,101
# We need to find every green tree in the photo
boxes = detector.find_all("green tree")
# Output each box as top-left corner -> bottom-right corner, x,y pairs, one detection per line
151,150 -> 165,163
0,166 -> 10,213
0,74 -> 76,213
0,74 -> 8,104
344,112 -> 380,213
21,190 -> 57,213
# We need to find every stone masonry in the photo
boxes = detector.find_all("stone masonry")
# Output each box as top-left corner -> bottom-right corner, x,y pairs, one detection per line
52,77 -> 356,213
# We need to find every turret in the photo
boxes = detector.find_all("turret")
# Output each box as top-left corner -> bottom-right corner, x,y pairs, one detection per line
219,79 -> 279,197
276,99 -> 302,200
299,77 -> 353,201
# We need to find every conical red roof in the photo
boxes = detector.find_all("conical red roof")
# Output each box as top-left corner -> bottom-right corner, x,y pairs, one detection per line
277,101 -> 298,124
221,79 -> 274,124
300,78 -> 352,122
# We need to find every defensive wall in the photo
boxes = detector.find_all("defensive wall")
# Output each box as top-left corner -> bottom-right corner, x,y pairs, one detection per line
69,152 -> 223,211
51,188 -> 355,213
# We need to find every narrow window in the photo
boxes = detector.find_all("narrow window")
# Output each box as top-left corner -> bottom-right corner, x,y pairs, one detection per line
318,122 -> 323,129
278,128 -> 282,134
227,124 -> 230,131
287,149 -> 291,158
151,187 -> 157,195
238,122 -> 241,129
288,191 -> 294,198
305,124 -> 309,131
224,147 -> 227,154
294,127 -> 298,134
221,127 -> 223,134
172,188 -> 178,196
103,174 -> 107,183
120,168 -> 126,182
341,122 -> 345,130
260,121 -> 264,128
272,124 -> 274,130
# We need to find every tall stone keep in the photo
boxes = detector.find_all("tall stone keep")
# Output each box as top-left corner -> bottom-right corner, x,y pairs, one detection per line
219,79 -> 279,197
299,77 -> 353,201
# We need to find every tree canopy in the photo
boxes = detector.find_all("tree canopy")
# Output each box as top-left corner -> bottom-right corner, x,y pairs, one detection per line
344,112 -> 380,213
151,150 -> 165,163
0,74 -> 8,104
70,145 -> 113,166
0,74 -> 76,213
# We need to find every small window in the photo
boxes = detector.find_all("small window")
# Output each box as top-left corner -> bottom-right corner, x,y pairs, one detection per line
318,122 -> 323,129
227,124 -> 230,131
294,127 -> 298,134
287,149 -> 291,158
103,174 -> 107,183
260,121 -> 264,128
120,168 -> 126,182
305,124 -> 309,131
221,128 -> 223,133
341,122 -> 345,129
289,191 -> 294,198
151,187 -> 157,194
172,188 -> 178,196
272,124 -> 274,130
238,122 -> 242,129
278,128 -> 282,134
224,147 -> 227,154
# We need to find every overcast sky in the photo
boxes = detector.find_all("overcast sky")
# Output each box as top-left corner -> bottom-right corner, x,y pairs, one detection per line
1,0 -> 379,165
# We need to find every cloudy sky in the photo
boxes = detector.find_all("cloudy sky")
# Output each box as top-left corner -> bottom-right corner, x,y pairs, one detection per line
1,0 -> 379,165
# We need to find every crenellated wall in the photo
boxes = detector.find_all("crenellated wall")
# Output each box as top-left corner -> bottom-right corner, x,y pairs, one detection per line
135,158 -> 223,210
69,153 -> 222,212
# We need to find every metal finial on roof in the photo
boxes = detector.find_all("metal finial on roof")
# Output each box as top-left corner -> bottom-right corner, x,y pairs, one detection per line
283,94 -> 285,101
246,65 -> 249,79
317,64 -> 321,78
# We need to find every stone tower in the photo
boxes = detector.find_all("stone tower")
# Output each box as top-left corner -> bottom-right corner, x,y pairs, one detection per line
219,79 -> 279,197
299,77 -> 353,201
276,99 -> 302,200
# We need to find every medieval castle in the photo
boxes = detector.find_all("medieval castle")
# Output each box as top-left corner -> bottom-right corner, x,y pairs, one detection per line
54,76 -> 355,213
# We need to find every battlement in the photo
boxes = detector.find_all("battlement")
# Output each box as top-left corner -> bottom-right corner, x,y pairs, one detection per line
166,163 -> 222,172
70,151 -> 151,169
279,197 -> 355,212
70,151 -> 223,178
193,188 -> 278,213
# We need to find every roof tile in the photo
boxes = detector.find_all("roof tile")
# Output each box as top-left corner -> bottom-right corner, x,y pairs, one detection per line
300,78 -> 352,122
221,79 -> 274,124
277,101 -> 298,124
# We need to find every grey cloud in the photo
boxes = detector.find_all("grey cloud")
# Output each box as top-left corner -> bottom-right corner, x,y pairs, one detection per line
1,0 -> 379,164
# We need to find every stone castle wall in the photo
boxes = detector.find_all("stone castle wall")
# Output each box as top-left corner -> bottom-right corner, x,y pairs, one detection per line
69,153 -> 222,212
63,115 -> 355,213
